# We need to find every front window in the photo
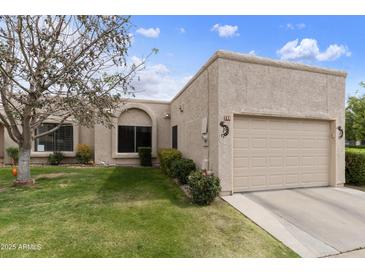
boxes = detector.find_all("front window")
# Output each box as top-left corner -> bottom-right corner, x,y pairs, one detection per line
118,125 -> 152,153
34,123 -> 74,152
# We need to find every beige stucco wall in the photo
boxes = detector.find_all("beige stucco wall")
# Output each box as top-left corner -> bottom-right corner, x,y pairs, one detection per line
216,53 -> 346,194
79,126 -> 95,151
94,100 -> 170,166
118,108 -> 152,126
170,60 -> 219,172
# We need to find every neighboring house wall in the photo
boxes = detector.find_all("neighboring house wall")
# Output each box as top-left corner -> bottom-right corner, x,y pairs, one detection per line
215,52 -> 346,194
94,100 -> 170,166
79,126 -> 95,151
170,59 -> 219,173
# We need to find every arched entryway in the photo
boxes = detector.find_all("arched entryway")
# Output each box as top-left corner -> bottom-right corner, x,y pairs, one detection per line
111,103 -> 158,158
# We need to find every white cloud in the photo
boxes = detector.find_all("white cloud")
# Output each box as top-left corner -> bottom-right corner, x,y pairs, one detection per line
296,23 -> 306,29
286,23 -> 306,30
179,27 -> 186,33
211,24 -> 239,38
131,56 -> 144,66
129,57 -> 191,100
136,27 -> 160,38
316,44 -> 352,61
248,50 -> 256,55
277,38 -> 351,61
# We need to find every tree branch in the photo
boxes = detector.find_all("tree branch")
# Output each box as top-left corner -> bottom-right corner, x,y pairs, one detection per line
0,111 -> 19,143
33,113 -> 72,139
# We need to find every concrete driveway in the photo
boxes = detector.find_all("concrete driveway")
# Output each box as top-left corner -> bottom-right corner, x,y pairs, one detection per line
223,187 -> 365,258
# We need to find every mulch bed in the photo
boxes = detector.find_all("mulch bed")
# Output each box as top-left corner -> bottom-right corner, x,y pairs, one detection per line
173,178 -> 191,198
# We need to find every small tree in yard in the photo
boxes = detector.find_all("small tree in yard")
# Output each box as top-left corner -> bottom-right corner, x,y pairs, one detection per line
346,84 -> 365,143
0,16 -> 153,184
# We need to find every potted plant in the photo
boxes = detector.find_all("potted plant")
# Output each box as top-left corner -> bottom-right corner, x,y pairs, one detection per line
6,147 -> 19,177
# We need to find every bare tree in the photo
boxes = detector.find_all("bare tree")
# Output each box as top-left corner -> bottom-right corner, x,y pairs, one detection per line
0,15 -> 152,184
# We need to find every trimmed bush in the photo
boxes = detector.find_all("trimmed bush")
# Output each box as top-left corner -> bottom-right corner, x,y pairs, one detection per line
158,148 -> 182,176
6,147 -> 19,165
345,148 -> 365,185
138,147 -> 152,166
76,144 -> 93,164
48,152 -> 64,165
188,171 -> 221,205
171,158 -> 196,184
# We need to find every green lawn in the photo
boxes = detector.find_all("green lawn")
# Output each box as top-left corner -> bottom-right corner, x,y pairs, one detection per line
0,166 -> 298,258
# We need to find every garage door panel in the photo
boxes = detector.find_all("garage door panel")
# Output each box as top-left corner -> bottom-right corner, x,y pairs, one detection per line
302,156 -> 328,166
233,176 -> 250,187
286,156 -> 300,166
269,175 -> 285,186
234,148 -> 249,158
269,138 -> 286,148
286,174 -> 300,185
233,137 -> 249,148
251,176 -> 267,186
302,166 -> 328,174
233,168 -> 250,176
251,157 -> 267,167
302,173 -> 328,183
286,139 -> 301,148
268,149 -> 286,156
301,149 -> 328,156
269,157 -> 284,167
251,118 -> 268,129
233,157 -> 249,167
251,138 -> 267,148
233,115 -> 330,192
286,149 -> 302,156
234,119 -> 249,129
249,150 -> 270,157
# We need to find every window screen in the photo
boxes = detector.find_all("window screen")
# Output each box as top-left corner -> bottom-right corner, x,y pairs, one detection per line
35,123 -> 73,152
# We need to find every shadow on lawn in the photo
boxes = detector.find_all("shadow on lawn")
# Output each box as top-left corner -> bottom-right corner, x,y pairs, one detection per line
97,167 -> 193,208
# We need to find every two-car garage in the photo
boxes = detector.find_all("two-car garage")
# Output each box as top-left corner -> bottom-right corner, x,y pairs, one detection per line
170,51 -> 345,195
232,115 -> 333,193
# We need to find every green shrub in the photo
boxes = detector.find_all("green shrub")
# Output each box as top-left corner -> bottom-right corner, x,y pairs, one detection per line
188,171 -> 221,205
346,145 -> 365,149
6,147 -> 19,165
345,148 -> 365,185
138,147 -> 152,166
48,152 -> 64,165
171,158 -> 196,184
158,148 -> 182,176
76,144 -> 93,164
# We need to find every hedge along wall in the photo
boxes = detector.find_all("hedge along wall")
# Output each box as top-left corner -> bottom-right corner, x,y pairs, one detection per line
345,147 -> 365,185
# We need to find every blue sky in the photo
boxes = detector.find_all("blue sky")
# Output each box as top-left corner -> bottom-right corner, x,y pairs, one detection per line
128,16 -> 364,100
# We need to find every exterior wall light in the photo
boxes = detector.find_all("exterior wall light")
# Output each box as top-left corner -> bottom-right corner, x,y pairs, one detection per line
337,126 -> 344,139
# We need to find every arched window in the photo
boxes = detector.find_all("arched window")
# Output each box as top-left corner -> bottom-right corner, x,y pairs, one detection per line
117,108 -> 152,153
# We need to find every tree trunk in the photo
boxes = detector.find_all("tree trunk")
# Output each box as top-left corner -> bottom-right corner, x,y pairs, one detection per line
15,146 -> 33,185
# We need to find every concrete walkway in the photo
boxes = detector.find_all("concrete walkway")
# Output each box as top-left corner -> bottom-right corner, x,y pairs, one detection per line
223,187 -> 365,258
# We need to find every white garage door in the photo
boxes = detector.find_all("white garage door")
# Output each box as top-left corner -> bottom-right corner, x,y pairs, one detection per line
233,115 -> 330,192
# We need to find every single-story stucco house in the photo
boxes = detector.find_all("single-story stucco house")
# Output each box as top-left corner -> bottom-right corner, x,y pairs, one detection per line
0,50 -> 346,195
